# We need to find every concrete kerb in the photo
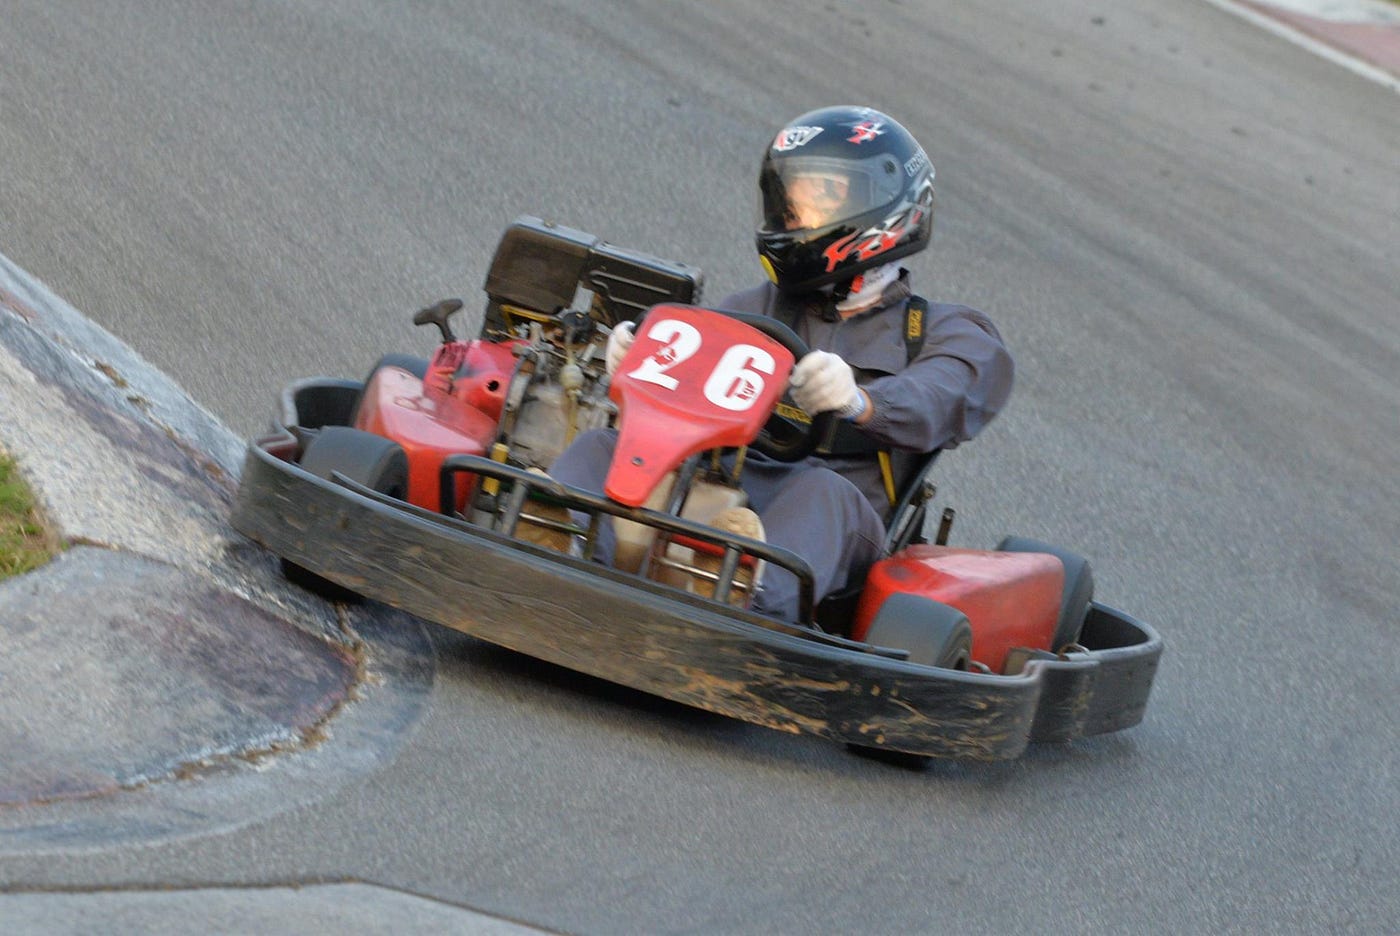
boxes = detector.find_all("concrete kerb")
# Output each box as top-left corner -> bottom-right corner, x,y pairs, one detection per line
1203,0 -> 1400,90
0,253 -> 434,845
0,256 -> 548,934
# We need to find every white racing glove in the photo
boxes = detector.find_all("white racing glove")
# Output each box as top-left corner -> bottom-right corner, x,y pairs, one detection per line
788,350 -> 868,421
605,321 -> 636,376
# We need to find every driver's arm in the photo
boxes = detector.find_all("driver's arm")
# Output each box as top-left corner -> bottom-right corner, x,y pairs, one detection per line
856,303 -> 1013,453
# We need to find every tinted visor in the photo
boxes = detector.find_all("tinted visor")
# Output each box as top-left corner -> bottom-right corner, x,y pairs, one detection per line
757,154 -> 904,234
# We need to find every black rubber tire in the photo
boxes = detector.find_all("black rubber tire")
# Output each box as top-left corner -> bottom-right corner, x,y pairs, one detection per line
364,353 -> 429,381
996,535 -> 1094,651
861,593 -> 973,670
348,354 -> 431,426
282,427 -> 410,602
299,426 -> 410,499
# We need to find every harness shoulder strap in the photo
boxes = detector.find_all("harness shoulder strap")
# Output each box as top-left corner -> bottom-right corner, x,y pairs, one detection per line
819,295 -> 930,465
903,294 -> 927,366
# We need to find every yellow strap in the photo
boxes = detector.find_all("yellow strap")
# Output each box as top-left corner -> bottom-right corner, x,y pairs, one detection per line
877,450 -> 897,508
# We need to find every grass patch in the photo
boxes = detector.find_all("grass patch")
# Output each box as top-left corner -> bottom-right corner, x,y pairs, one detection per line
0,452 -> 56,579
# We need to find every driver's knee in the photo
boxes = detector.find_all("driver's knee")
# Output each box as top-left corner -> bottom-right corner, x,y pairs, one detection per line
548,427 -> 617,491
755,467 -> 883,618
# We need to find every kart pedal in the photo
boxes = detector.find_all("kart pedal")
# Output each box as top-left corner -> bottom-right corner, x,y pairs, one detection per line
688,507 -> 764,607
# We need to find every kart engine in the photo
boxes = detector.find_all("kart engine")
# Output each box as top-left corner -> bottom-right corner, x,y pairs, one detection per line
498,314 -> 615,471
479,215 -> 704,472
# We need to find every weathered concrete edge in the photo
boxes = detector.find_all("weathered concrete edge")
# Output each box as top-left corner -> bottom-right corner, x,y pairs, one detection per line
0,253 -> 436,850
0,253 -> 244,479
0,253 -> 347,648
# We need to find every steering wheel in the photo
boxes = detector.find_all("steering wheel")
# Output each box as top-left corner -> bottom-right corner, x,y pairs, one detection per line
714,310 -> 836,462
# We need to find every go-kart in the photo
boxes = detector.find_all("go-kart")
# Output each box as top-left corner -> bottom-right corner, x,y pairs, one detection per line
231,216 -> 1162,761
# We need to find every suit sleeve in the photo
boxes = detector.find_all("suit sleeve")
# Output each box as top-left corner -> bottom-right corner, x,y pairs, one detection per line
859,304 -> 1014,453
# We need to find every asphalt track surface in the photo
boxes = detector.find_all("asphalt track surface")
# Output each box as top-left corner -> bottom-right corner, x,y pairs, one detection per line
2,0 -> 1398,932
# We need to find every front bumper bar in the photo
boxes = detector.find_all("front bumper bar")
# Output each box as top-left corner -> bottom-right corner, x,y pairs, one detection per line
232,433 -> 1162,760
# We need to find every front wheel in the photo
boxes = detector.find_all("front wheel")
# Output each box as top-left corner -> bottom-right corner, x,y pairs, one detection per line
282,427 -> 410,602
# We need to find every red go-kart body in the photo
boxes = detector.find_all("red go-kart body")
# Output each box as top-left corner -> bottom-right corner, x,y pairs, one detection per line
854,547 -> 1061,675
355,302 -> 1066,671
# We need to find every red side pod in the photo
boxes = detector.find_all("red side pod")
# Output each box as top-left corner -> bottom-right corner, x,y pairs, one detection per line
854,547 -> 1063,674
354,365 -> 499,512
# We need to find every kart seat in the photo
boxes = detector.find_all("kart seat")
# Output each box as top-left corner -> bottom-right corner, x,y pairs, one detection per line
881,448 -> 942,553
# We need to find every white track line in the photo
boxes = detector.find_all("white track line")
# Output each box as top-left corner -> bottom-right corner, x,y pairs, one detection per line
1200,0 -> 1400,92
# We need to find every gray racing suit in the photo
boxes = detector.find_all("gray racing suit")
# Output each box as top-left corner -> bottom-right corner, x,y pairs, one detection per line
549,272 -> 1014,621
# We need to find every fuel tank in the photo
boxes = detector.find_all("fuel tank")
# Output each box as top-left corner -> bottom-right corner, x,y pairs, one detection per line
854,546 -> 1062,674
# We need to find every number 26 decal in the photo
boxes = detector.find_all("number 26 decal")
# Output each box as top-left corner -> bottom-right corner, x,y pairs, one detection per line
627,318 -> 776,412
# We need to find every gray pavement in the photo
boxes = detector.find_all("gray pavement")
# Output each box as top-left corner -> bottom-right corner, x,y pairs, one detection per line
2,884 -> 550,936
0,0 -> 1397,933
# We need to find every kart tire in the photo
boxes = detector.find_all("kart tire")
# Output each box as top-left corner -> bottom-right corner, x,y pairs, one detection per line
365,353 -> 429,381
861,593 -> 973,670
996,536 -> 1094,651
348,353 -> 430,426
282,427 -> 410,602
846,595 -> 973,769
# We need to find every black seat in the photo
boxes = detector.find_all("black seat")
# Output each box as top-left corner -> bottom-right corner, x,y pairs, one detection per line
882,449 -> 942,553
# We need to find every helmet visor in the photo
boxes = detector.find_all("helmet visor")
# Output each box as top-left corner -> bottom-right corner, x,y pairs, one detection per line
758,154 -> 904,235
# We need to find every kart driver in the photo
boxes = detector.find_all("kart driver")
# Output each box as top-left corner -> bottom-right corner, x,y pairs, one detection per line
549,106 -> 1014,622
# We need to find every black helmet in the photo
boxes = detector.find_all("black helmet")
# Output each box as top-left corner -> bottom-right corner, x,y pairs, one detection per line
755,106 -> 934,294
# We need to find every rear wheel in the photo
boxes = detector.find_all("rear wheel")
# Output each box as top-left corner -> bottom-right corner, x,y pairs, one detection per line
364,353 -> 429,381
848,595 -> 973,768
996,536 -> 1094,651
282,427 -> 410,602
348,353 -> 431,426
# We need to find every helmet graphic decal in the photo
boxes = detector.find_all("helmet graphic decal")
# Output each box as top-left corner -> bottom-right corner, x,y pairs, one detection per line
820,180 -> 932,272
773,126 -> 824,152
846,120 -> 885,144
